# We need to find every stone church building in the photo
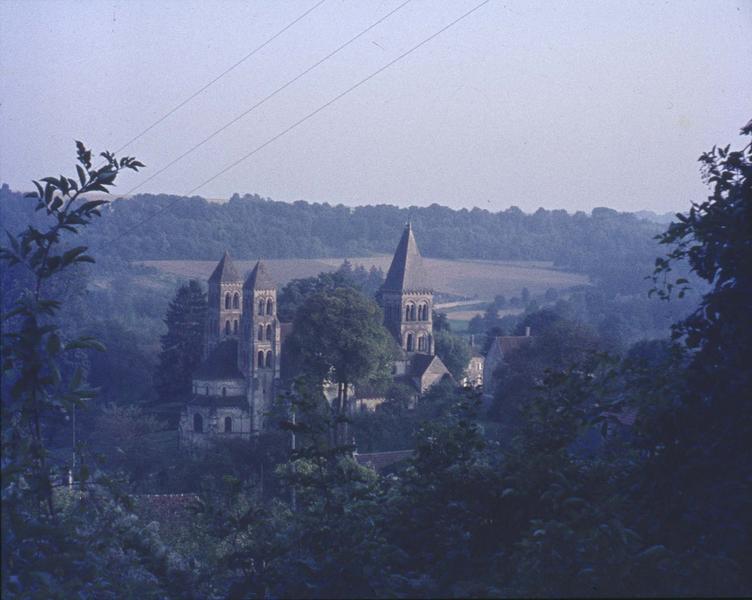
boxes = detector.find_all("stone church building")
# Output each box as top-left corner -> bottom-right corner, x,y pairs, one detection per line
180,223 -> 450,446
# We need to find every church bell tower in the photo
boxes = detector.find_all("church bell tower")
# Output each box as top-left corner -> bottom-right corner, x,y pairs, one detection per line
206,251 -> 243,356
241,261 -> 280,431
378,223 -> 435,355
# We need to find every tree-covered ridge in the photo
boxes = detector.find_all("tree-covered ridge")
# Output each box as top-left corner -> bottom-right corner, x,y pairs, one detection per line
0,185 -> 664,290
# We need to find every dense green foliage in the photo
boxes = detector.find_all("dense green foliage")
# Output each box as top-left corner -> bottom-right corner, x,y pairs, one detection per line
154,280 -> 207,423
2,125 -> 750,597
433,328 -> 472,380
277,261 -> 384,322
290,287 -> 394,445
0,145 -> 193,598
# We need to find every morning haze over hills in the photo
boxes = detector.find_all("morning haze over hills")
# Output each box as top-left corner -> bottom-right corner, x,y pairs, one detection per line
1,0 -> 750,597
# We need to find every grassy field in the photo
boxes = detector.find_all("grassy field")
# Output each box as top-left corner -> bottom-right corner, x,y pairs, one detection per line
138,256 -> 588,302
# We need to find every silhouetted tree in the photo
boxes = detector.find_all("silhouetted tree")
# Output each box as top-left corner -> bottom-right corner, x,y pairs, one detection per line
154,280 -> 206,423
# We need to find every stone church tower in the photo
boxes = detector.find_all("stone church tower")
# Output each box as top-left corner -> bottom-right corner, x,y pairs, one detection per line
181,254 -> 281,446
367,222 -> 451,399
241,261 -> 280,431
379,222 -> 435,355
206,251 -> 243,355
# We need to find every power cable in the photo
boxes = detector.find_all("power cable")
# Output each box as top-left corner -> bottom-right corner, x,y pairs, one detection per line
111,0 -> 328,155
122,0 -> 414,197
110,0 -> 492,243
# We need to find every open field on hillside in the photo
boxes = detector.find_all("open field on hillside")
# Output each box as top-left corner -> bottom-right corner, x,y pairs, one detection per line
138,257 -> 588,301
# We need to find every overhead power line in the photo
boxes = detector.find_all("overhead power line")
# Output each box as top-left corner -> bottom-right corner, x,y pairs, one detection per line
111,0 -> 327,155
122,0 -> 414,197
111,0 -> 492,243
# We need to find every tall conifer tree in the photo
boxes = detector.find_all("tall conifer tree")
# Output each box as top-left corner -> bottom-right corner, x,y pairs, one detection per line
154,280 -> 207,421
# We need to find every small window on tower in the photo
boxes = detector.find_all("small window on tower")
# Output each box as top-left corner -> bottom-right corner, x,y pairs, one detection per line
258,300 -> 264,315
233,320 -> 238,334
266,298 -> 274,315
266,324 -> 272,341
225,293 -> 231,309
233,293 -> 240,309
265,351 -> 273,368
258,325 -> 264,341
224,416 -> 232,433
257,351 -> 264,368
225,320 -> 231,335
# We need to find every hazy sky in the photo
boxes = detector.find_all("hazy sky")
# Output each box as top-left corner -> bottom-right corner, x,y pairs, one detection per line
1,0 -> 750,213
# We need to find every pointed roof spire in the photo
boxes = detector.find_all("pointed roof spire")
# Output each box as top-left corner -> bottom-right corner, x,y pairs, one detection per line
208,250 -> 241,284
244,260 -> 276,290
382,223 -> 431,292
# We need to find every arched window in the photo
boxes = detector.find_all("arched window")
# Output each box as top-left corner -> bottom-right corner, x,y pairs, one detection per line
225,293 -> 231,309
405,304 -> 413,321
418,303 -> 427,321
258,325 -> 264,341
224,416 -> 232,433
406,333 -> 414,352
233,293 -> 240,309
257,350 -> 264,368
258,300 -> 264,315
225,320 -> 231,335
222,387 -> 227,397
265,324 -> 272,341
410,304 -> 417,321
193,413 -> 203,433
265,351 -> 273,368
233,320 -> 239,334
266,298 -> 274,315
418,335 -> 426,352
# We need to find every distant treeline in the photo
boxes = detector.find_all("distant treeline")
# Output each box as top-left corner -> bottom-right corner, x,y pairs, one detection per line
0,185 -> 670,291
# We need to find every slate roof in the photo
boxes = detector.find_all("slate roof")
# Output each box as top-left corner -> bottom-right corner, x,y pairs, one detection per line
244,260 -> 276,290
208,251 -> 241,283
381,223 -> 432,292
194,340 -> 244,380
